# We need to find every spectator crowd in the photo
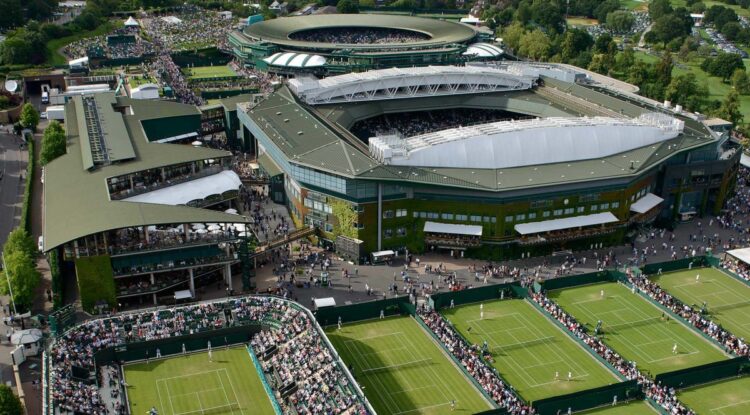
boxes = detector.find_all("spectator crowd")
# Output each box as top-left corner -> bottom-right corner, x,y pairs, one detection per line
290,27 -> 430,44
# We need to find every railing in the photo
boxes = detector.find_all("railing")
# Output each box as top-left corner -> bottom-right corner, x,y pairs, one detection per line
109,164 -> 227,200
113,254 -> 235,277
254,226 -> 315,254
111,231 -> 240,257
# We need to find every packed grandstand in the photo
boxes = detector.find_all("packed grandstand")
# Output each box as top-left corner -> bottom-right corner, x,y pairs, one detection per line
288,27 -> 431,44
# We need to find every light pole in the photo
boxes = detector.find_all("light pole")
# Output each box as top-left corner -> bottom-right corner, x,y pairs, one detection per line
1,253 -> 18,316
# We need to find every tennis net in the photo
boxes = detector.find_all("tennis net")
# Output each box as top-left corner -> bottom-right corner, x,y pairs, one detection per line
606,316 -> 661,332
361,358 -> 433,375
492,336 -> 556,353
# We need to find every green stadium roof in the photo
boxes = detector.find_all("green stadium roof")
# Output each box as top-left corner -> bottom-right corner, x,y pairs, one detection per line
245,78 -> 718,192
43,93 -> 246,251
240,14 -> 477,51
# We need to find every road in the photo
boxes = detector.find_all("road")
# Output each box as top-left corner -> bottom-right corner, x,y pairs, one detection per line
0,131 -> 28,248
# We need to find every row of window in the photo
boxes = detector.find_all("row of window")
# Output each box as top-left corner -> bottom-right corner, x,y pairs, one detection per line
503,202 -> 621,223
384,227 -> 407,238
412,211 -> 498,223
303,198 -> 333,214
382,209 -> 408,218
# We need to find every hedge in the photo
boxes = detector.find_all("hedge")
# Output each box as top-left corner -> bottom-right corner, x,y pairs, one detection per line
20,137 -> 34,234
49,250 -> 63,310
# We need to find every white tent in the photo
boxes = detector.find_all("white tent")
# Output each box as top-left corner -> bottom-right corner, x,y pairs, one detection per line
174,289 -> 193,300
68,56 -> 89,69
630,193 -> 664,214
130,83 -> 159,100
313,297 -> 336,309
727,247 -> 750,265
123,170 -> 242,206
124,16 -> 139,27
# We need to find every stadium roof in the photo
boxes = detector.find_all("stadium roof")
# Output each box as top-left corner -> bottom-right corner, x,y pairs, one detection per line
368,113 -> 684,169
463,43 -> 503,57
263,52 -> 326,68
241,14 -> 477,50
123,170 -> 242,206
245,77 -> 718,192
44,93 -> 246,251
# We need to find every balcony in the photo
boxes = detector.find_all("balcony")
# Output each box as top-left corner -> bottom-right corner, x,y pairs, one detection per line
110,230 -> 240,257
113,247 -> 235,277
109,164 -> 226,200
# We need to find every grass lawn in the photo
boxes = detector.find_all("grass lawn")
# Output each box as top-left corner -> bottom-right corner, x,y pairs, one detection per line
678,376 -> 750,415
326,316 -> 492,415
567,17 -> 599,27
125,347 -> 276,415
74,255 -> 116,313
652,268 -> 750,340
622,0 -> 648,11
577,400 -> 660,414
129,75 -> 157,88
182,65 -> 237,79
548,282 -> 729,375
45,21 -> 119,66
442,299 -> 620,402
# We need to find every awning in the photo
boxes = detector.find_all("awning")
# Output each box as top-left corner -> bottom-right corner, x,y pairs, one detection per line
424,221 -> 483,237
741,153 -> 750,168
174,289 -> 193,300
123,170 -> 241,206
727,247 -> 750,265
371,250 -> 395,258
630,193 -> 664,214
514,212 -> 619,235
313,297 -> 336,309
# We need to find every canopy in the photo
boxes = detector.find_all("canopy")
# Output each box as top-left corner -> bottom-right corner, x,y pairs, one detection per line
174,289 -> 193,300
124,16 -> 139,26
514,212 -> 619,235
424,221 -> 483,237
630,193 -> 664,214
123,170 -> 241,206
313,297 -> 336,309
741,153 -> 750,168
68,56 -> 89,67
11,329 -> 43,345
371,250 -> 395,258
727,247 -> 750,265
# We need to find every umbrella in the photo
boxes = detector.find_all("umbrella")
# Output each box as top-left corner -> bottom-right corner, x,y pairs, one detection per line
192,141 -> 203,147
225,208 -> 238,214
207,224 -> 221,231
231,224 -> 246,232
11,329 -> 43,346
195,228 -> 208,234
192,224 -> 205,230
238,231 -> 251,237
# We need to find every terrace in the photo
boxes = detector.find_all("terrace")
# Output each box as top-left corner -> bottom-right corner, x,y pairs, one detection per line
107,159 -> 230,200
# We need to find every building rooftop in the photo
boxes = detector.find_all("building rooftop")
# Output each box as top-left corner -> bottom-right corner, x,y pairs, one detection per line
44,93 -> 246,251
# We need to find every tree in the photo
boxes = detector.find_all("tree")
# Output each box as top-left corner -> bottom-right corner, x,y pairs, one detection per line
721,21 -> 742,41
615,47 -> 635,73
665,73 -> 708,112
561,29 -> 593,63
732,69 -> 750,95
703,52 -> 746,81
41,121 -> 67,165
606,10 -> 635,33
656,52 -> 674,88
3,228 -> 36,261
502,22 -> 526,53
19,103 -> 39,131
594,0 -> 620,23
588,53 -> 612,75
0,385 -> 22,415
0,251 -> 40,311
518,29 -> 551,61
330,199 -> 357,239
530,0 -> 565,34
649,0 -> 673,21
0,0 -> 22,31
336,0 -> 359,14
715,90 -> 743,126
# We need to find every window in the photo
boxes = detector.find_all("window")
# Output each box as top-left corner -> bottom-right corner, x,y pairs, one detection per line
491,217 -> 497,223
591,204 -> 598,211
515,214 -> 526,221
611,202 -> 620,208
324,223 -> 334,232
384,229 -> 393,238
419,212 -> 427,218
383,210 -> 394,219
397,227 -> 407,237
441,213 -> 454,220
577,206 -> 585,213
427,212 -> 439,219
579,193 -> 600,203
505,215 -> 514,223
531,199 -> 553,209
543,211 -> 551,217
413,211 -> 419,218
483,216 -> 495,223
564,208 -> 574,215
355,205 -> 365,213
396,209 -> 407,217
528,212 -> 537,219
357,223 -> 364,230
553,209 -> 563,216
456,214 -> 468,221
600,203 -> 610,210
470,215 -> 482,222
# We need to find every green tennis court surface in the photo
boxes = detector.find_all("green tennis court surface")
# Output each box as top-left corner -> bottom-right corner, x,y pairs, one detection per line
678,376 -> 750,415
549,282 -> 728,374
652,268 -> 750,340
125,347 -> 275,415
326,316 -> 492,414
577,400 -> 659,414
182,65 -> 237,79
443,299 -> 619,402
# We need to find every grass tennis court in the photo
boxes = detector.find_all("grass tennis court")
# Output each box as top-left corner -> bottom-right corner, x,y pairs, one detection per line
125,347 -> 275,415
577,400 -> 659,414
652,268 -> 750,340
549,282 -> 728,375
443,299 -> 619,402
325,316 -> 492,414
182,65 -> 237,79
678,376 -> 750,415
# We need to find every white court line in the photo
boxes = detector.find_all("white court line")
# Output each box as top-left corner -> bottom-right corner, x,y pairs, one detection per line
215,370 -> 237,415
711,398 -> 750,412
647,350 -> 699,364
389,385 -> 436,395
168,387 -> 226,400
222,367 -> 244,415
344,331 -> 403,343
157,369 -> 225,383
343,337 -> 401,414
156,378 -> 168,415
529,374 -> 590,388
392,401 -> 451,415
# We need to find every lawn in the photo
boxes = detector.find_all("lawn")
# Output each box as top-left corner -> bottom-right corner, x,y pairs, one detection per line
652,268 -> 750,340
182,65 -> 237,79
567,17 -> 599,27
678,376 -> 750,415
548,282 -> 729,375
125,347 -> 276,415
442,299 -> 620,402
622,0 -> 649,11
577,400 -> 659,414
45,20 -> 119,66
74,255 -> 116,313
326,316 -> 492,415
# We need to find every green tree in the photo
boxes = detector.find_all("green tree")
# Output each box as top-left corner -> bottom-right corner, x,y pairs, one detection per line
606,10 -> 635,33
3,228 -> 36,261
594,0 -> 620,23
330,199 -> 357,239
649,0 -> 673,20
0,385 -> 22,415
665,73 -> 708,112
588,53 -> 612,75
518,29 -> 551,61
0,0 -> 22,31
656,52 -> 673,89
560,28 -> 593,63
615,48 -> 635,73
41,121 -> 67,165
502,22 -> 525,52
732,69 -> 750,95
703,52 -> 746,81
715,90 -> 743,126
19,103 -> 39,131
336,0 -> 359,13
0,251 -> 40,311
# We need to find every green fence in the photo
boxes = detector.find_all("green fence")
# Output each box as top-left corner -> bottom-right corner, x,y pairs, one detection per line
541,270 -> 612,291
532,380 -> 641,415
654,357 -> 750,389
429,283 -> 515,309
313,296 -> 408,326
642,256 -> 709,275
474,409 -> 509,415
